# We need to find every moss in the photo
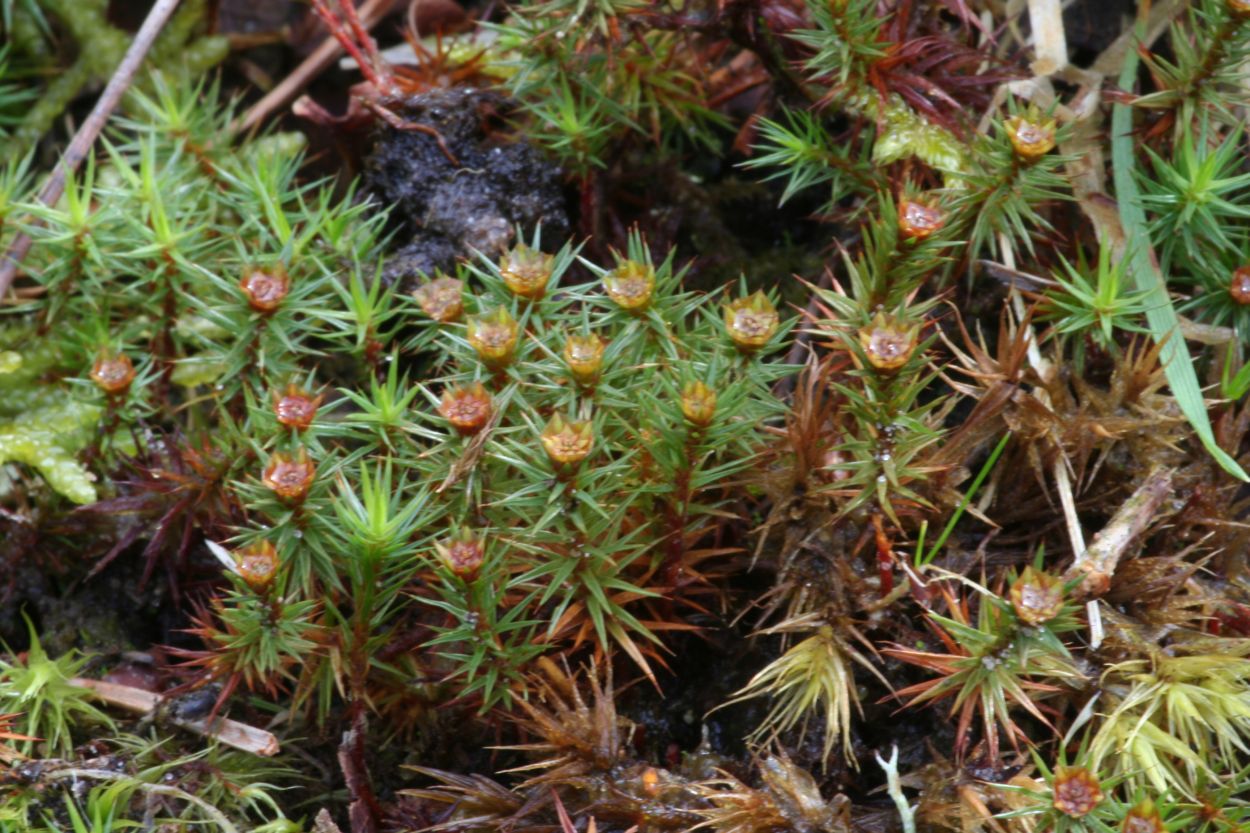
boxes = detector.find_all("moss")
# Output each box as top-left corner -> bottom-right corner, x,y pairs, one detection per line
0,399 -> 102,505
5,0 -> 228,160
868,94 -> 969,178
0,332 -> 101,504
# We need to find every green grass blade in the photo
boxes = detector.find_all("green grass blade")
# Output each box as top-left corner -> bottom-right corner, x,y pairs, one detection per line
1111,40 -> 1248,481
919,431 -> 1011,566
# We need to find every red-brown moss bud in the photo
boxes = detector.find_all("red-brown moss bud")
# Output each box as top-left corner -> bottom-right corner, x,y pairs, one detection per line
898,197 -> 946,241
434,527 -> 485,580
1052,766 -> 1103,818
439,382 -> 493,435
1230,265 -> 1250,305
262,448 -> 316,504
1122,799 -> 1165,833
236,540 -> 279,592
273,384 -> 322,431
1005,114 -> 1056,161
240,267 -> 290,314
413,276 -> 464,323
90,352 -> 135,395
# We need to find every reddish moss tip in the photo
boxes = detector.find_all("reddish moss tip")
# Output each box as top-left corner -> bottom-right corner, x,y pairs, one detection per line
90,352 -> 136,395
898,198 -> 946,241
438,382 -> 493,435
262,448 -> 316,504
1052,766 -> 1103,818
1229,265 -> 1250,305
273,385 -> 322,431
236,540 -> 280,592
240,267 -> 290,314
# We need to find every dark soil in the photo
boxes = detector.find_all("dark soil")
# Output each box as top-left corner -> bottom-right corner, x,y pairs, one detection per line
366,88 -> 570,292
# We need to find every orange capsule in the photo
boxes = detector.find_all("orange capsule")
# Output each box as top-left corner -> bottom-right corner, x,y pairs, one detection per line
413,276 -> 464,323
467,307 -> 519,368
240,267 -> 290,314
434,527 -> 485,580
541,414 -> 594,467
236,540 -> 279,592
90,352 -> 135,395
500,244 -> 555,300
857,313 -> 920,371
262,448 -> 316,504
1009,566 -> 1065,626
898,198 -> 946,241
1005,114 -> 1056,161
680,381 -> 717,427
1230,265 -> 1250,305
1229,0 -> 1250,18
438,382 -> 492,435
1122,800 -> 1165,833
273,384 -> 322,431
724,291 -> 779,352
604,259 -> 655,313
563,333 -> 605,385
1051,766 -> 1103,818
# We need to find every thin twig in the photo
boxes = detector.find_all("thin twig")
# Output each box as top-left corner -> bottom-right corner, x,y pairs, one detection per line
1065,467 -> 1175,597
233,0 -> 394,135
72,678 -> 280,757
0,0 -> 184,300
